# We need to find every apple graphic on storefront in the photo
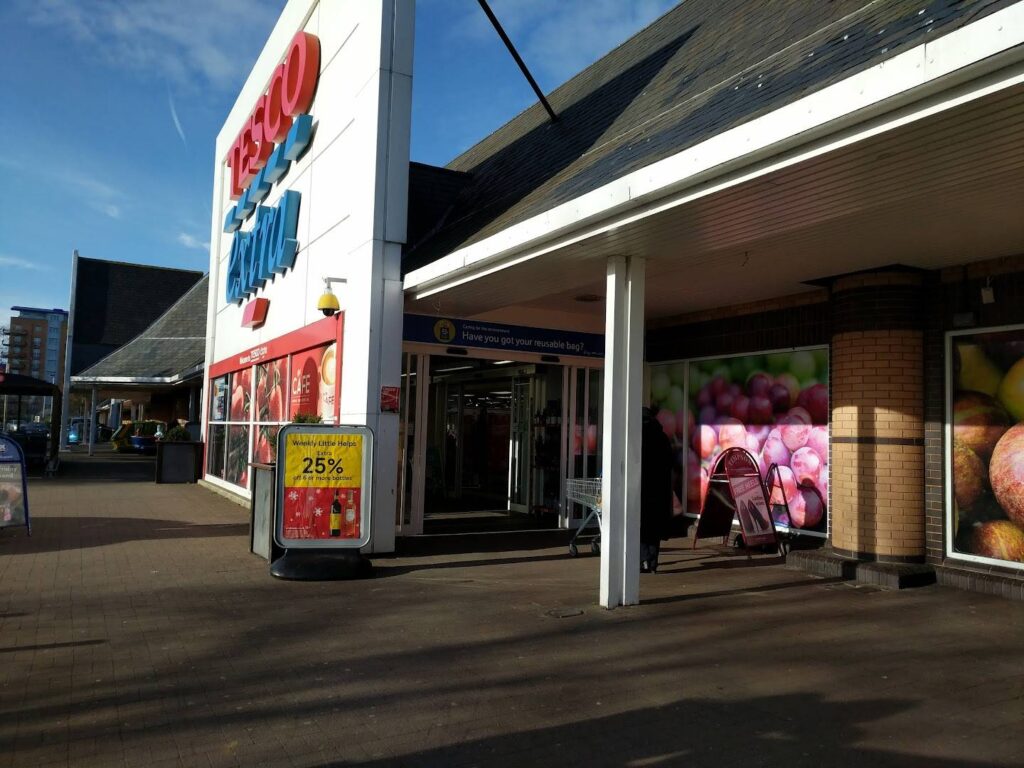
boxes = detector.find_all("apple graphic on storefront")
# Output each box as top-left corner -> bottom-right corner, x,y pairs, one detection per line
769,383 -> 791,413
746,371 -> 772,398
749,395 -> 773,424
953,392 -> 1010,460
786,406 -> 812,425
718,419 -> 747,451
769,465 -> 798,506
805,384 -> 829,425
792,486 -> 824,529
953,439 -> 988,510
791,446 -> 822,487
806,426 -> 829,463
761,432 -> 790,472
775,372 -> 801,404
730,395 -> 751,423
779,417 -> 811,452
970,520 -> 1024,562
988,424 -> 1024,526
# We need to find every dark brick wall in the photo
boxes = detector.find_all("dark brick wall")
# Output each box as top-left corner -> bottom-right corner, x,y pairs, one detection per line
923,272 -> 945,566
831,282 -> 924,333
646,301 -> 829,362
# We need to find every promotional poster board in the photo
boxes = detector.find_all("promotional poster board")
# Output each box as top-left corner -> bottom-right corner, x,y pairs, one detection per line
694,448 -> 777,548
649,347 -> 829,537
0,436 -> 31,535
275,424 -> 373,549
948,327 -> 1024,569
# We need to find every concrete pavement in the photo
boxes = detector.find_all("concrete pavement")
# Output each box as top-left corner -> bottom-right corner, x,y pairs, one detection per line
1,455 -> 1023,767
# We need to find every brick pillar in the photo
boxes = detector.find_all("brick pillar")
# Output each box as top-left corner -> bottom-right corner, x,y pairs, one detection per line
830,272 -> 926,563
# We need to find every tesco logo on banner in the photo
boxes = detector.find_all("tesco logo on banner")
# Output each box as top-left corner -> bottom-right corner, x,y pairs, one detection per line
223,31 -> 320,305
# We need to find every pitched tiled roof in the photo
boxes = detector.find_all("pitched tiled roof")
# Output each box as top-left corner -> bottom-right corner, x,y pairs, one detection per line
70,257 -> 204,375
404,0 -> 1014,270
74,276 -> 208,382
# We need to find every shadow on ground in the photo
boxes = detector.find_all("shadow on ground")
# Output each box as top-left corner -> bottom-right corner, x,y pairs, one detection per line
0,516 -> 247,553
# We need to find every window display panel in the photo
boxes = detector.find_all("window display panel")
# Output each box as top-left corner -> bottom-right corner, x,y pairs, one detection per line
949,328 -> 1024,567
209,376 -> 228,421
207,424 -> 226,479
230,368 -> 252,422
254,358 -> 287,464
290,343 -> 336,421
226,425 -> 250,488
649,348 -> 829,536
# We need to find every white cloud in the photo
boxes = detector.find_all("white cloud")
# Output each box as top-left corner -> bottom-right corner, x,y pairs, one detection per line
449,0 -> 679,88
23,0 -> 282,92
0,255 -> 47,271
102,204 -> 121,219
168,91 -> 188,148
177,232 -> 209,251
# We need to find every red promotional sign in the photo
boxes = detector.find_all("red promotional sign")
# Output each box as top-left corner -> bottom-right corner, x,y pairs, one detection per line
380,386 -> 400,413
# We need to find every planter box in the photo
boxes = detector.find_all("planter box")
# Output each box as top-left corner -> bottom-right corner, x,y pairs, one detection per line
155,441 -> 203,484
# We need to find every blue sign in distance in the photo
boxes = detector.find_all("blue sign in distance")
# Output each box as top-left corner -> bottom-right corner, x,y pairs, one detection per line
403,314 -> 604,358
0,436 -> 31,536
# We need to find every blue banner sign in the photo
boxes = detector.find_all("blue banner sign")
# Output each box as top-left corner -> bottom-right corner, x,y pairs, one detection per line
403,314 -> 604,358
0,436 -> 31,536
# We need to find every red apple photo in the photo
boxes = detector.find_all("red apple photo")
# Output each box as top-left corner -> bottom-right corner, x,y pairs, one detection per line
952,392 -> 1009,460
970,520 -> 1024,562
718,420 -> 747,451
791,446 -> 822,487
952,439 -> 987,510
989,424 -> 1024,526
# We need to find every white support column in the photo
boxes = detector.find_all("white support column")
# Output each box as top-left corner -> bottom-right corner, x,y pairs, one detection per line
600,255 -> 645,608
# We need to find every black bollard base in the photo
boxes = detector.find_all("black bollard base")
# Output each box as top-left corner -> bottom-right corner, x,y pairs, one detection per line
270,549 -> 373,580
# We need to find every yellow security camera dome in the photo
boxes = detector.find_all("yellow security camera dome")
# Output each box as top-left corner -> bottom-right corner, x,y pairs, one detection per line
318,286 -> 340,317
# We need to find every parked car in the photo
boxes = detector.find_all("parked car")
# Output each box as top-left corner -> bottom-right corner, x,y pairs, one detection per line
67,419 -> 113,445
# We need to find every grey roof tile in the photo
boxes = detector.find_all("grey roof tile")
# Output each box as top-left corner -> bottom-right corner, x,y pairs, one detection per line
74,276 -> 208,382
404,0 -> 1014,270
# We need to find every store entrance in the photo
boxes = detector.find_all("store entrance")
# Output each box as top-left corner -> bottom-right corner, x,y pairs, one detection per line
395,350 -> 603,536
421,357 -> 563,531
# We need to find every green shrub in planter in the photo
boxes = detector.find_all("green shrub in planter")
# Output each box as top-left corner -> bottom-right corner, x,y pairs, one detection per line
292,412 -> 322,424
164,426 -> 192,442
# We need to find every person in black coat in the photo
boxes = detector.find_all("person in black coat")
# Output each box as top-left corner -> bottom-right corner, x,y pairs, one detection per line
641,406 -> 673,573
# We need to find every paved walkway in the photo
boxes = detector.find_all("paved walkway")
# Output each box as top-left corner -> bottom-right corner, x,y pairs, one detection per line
1,456 -> 1023,767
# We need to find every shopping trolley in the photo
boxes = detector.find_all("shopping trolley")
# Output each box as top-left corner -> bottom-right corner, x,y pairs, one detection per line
565,477 -> 602,557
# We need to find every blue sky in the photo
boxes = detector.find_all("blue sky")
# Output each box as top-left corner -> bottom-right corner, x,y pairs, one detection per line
0,0 -> 676,329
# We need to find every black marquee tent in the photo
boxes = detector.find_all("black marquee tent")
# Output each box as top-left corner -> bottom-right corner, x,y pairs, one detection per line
0,371 -> 62,467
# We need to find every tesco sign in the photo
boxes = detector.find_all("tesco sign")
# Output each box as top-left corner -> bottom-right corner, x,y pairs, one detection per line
223,31 -> 320,305
228,31 -> 320,200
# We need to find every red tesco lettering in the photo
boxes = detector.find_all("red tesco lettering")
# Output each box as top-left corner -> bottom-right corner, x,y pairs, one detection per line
227,31 -> 320,199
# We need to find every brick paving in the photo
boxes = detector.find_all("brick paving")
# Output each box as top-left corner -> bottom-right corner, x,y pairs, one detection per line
1,454 -> 1023,767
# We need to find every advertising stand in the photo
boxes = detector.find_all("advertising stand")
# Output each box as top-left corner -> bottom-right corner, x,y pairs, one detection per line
271,424 -> 374,580
693,448 -> 778,553
0,436 -> 31,537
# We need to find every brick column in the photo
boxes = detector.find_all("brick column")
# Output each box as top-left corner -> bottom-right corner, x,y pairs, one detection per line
830,272 -> 926,563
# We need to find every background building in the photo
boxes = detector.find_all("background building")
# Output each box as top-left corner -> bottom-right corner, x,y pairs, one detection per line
1,306 -> 67,423
61,253 -> 204,445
